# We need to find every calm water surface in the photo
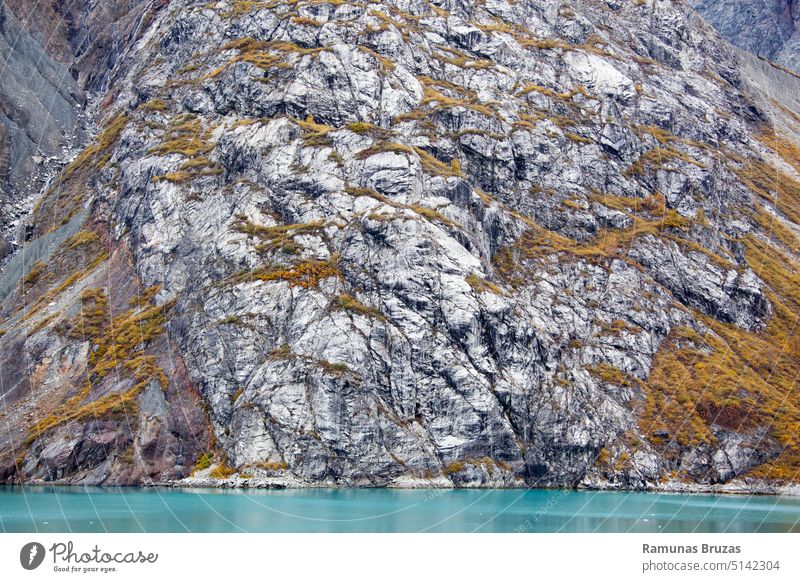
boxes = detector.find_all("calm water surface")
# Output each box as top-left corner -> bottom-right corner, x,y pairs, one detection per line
1,486 -> 799,533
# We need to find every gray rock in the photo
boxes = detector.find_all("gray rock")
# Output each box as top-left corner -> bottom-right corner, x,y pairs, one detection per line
1,0 -> 798,492
690,0 -> 800,73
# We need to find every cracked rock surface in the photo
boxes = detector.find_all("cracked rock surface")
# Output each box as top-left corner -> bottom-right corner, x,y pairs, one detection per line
2,0 -> 800,490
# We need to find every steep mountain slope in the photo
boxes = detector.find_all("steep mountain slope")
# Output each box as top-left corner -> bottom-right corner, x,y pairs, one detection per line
2,0 -> 800,490
0,1 -> 82,257
0,0 -> 155,260
689,0 -> 800,73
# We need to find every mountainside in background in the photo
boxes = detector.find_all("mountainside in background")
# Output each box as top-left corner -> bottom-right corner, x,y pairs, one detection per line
2,0 -> 800,491
0,0 -> 154,259
689,0 -> 800,73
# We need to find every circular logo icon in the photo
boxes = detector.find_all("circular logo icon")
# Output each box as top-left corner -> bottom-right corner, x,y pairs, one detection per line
20,542 -> 45,570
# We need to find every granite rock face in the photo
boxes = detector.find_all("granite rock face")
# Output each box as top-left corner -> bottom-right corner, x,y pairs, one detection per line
2,0 -> 800,489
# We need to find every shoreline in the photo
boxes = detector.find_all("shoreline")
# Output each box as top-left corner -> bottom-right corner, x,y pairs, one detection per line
6,477 -> 797,497
160,473 -> 800,496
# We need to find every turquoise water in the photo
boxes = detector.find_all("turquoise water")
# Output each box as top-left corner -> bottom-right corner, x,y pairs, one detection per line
1,486 -> 799,533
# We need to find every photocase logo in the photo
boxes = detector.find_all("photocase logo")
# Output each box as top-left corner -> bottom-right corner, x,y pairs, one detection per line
20,542 -> 46,570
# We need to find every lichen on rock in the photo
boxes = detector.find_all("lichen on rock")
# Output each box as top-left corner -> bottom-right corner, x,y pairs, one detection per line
2,0 -> 800,491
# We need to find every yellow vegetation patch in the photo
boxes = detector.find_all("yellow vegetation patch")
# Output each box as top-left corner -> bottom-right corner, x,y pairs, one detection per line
519,83 -> 592,101
496,194 -> 689,270
443,457 -> 512,475
28,286 -> 172,443
209,37 -> 328,78
732,133 -> 800,231
193,452 -> 214,473
210,463 -> 237,479
139,98 -> 168,112
149,114 -> 215,157
235,258 -> 341,289
625,146 -> 706,177
466,273 -> 504,295
419,86 -> 496,118
64,230 -> 101,251
218,1 -> 273,18
152,156 -> 223,183
356,141 -> 463,178
20,251 -> 109,323
22,261 -> 47,287
587,362 -> 638,388
638,206 -> 800,479
61,115 -> 128,179
332,293 -> 385,320
232,218 -> 326,255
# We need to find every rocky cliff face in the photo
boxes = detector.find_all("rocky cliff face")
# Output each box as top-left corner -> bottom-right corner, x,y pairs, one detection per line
689,0 -> 800,73
0,0 -> 154,260
2,0 -> 800,490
